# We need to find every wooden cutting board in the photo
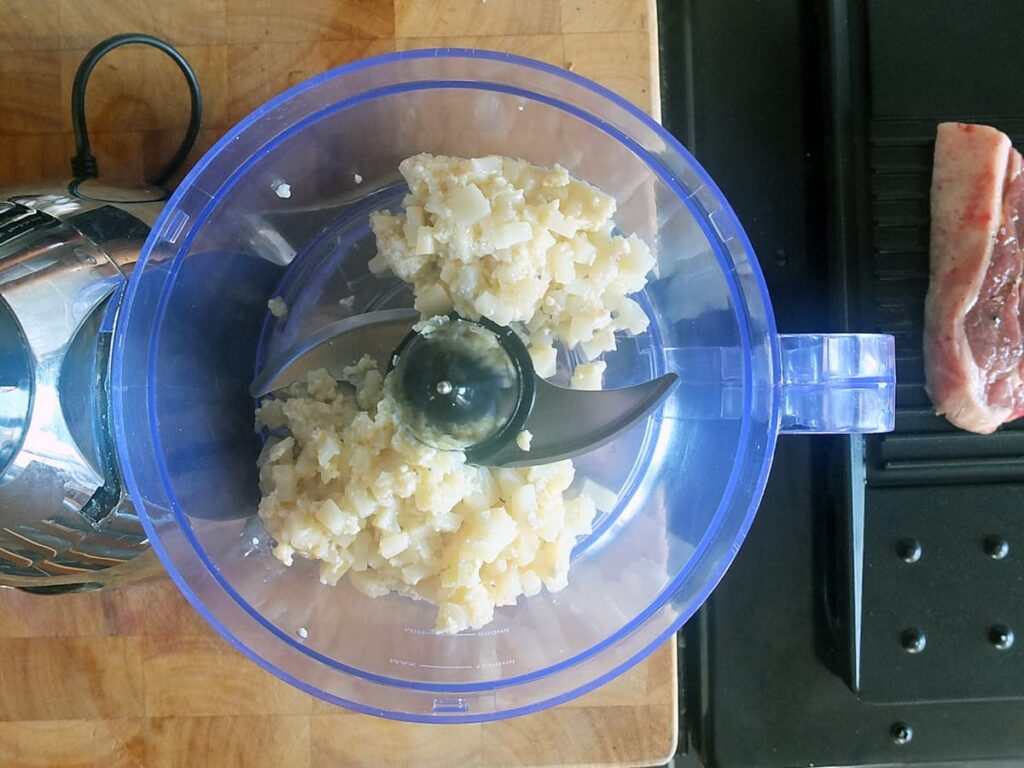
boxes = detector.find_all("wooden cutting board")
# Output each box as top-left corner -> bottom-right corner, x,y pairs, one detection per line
0,1 -> 676,766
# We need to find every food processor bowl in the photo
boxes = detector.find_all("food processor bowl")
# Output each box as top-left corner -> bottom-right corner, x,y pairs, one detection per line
111,50 -> 895,721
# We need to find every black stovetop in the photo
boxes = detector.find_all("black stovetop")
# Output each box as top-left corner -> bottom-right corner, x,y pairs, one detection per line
659,1 -> 1024,765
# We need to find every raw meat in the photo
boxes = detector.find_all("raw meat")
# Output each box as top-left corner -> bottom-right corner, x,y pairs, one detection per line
924,122 -> 1024,433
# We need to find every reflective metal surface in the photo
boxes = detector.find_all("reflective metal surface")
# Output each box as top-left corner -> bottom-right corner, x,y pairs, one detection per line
0,187 -> 158,588
0,294 -> 32,476
250,308 -> 420,397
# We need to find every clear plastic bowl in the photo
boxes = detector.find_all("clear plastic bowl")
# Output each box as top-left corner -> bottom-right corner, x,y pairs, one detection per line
111,50 -> 895,722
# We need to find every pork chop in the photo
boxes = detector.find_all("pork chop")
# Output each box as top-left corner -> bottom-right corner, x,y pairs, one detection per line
924,122 -> 1024,434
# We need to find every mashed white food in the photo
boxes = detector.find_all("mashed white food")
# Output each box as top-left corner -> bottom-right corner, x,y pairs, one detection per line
256,359 -> 596,634
369,153 -> 654,381
515,429 -> 533,452
257,154 -> 654,634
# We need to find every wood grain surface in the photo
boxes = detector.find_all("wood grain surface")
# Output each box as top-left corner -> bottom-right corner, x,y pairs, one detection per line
0,1 -> 675,766
0,0 -> 660,188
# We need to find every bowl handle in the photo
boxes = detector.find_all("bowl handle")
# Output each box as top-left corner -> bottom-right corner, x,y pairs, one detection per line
778,334 -> 896,434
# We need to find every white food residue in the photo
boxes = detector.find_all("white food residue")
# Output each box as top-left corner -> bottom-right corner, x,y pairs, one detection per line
515,430 -> 533,451
267,297 -> 289,318
273,182 -> 292,199
353,173 -> 363,184
578,477 -> 620,513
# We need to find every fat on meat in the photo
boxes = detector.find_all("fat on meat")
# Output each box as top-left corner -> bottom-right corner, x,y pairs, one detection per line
924,122 -> 1024,433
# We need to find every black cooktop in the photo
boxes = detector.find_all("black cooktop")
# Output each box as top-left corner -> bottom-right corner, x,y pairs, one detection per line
659,1 -> 1024,765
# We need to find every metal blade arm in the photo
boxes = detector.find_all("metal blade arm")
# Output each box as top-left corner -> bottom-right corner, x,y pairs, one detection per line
250,308 -> 419,397
482,373 -> 678,467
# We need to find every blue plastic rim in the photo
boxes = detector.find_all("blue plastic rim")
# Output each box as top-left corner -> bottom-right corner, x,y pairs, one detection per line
111,48 -> 782,722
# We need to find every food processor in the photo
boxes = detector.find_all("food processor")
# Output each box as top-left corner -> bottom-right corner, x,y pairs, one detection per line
107,49 -> 897,722
0,34 -> 200,591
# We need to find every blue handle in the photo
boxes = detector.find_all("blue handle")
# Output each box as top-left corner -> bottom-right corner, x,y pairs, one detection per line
778,334 -> 895,434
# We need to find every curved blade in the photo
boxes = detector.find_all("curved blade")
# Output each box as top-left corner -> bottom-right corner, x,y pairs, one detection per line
251,308 -> 419,397
482,372 -> 679,467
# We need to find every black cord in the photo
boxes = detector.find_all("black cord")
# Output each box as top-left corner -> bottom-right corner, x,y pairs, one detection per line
70,33 -> 203,189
